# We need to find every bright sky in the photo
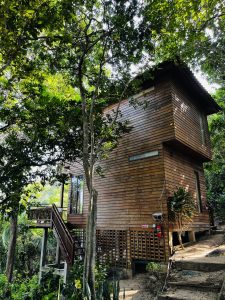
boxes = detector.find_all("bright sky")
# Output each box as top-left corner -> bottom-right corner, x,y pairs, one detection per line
194,71 -> 220,94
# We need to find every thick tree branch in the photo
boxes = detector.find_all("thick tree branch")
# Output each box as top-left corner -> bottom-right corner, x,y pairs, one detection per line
199,12 -> 225,30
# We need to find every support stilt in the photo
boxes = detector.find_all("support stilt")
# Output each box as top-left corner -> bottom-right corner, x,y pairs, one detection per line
188,231 -> 196,242
55,242 -> 61,267
63,262 -> 69,284
39,227 -> 48,283
61,262 -> 69,300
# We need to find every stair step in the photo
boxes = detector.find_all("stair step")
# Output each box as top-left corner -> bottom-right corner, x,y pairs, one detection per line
158,288 -> 217,300
211,229 -> 225,234
168,269 -> 223,288
175,260 -> 225,272
168,281 -> 221,291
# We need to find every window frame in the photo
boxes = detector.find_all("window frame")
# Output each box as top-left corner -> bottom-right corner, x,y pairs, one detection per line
194,170 -> 203,213
199,113 -> 207,146
69,175 -> 84,215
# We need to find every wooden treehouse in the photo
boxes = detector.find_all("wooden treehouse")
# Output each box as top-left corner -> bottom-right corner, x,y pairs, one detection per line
28,61 -> 220,279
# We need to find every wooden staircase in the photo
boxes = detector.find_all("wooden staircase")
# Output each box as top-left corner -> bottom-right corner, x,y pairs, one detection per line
28,205 -> 77,267
51,204 -> 75,266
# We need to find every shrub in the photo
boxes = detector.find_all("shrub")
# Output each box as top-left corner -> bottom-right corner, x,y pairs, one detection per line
168,186 -> 196,249
146,262 -> 164,273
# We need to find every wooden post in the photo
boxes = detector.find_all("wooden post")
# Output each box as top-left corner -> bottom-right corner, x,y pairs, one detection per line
127,229 -> 132,277
188,231 -> 196,242
63,261 -> 69,284
60,180 -> 65,209
39,228 -> 48,283
56,181 -> 64,268
61,262 -> 69,300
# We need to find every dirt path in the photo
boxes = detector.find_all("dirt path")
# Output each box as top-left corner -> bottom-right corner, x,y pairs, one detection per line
172,233 -> 225,263
119,232 -> 225,300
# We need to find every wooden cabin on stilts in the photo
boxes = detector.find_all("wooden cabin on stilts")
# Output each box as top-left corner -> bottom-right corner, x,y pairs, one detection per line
28,61 -> 220,280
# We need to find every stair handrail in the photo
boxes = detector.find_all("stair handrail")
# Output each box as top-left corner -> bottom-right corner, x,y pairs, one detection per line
51,204 -> 75,265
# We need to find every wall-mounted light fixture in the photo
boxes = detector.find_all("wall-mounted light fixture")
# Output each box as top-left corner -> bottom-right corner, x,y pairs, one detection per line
152,212 -> 163,222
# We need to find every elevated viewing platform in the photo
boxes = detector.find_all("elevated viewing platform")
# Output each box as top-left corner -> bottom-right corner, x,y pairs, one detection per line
28,206 -> 52,228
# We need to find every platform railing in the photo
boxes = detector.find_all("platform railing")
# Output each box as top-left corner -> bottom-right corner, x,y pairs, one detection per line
27,206 -> 52,226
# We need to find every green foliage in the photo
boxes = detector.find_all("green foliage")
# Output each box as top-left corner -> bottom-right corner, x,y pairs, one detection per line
62,261 -> 108,299
142,0 -> 225,84
0,0 -> 151,294
0,272 -> 59,300
168,187 -> 196,248
36,183 -> 69,206
0,214 -> 57,278
0,259 -> 112,300
0,274 -> 8,298
0,221 -> 7,273
168,187 -> 196,223
146,262 -> 164,273
205,88 -> 225,222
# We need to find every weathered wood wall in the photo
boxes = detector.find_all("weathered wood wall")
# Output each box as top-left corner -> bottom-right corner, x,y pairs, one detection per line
171,82 -> 211,159
163,145 -> 210,231
67,81 -> 173,232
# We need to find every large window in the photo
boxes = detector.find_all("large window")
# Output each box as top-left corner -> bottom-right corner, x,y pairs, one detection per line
69,175 -> 84,214
194,171 -> 202,213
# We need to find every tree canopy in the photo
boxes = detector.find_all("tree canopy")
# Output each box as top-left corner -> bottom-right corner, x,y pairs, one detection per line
205,88 -> 225,221
0,0 -> 150,291
0,0 -> 225,296
143,0 -> 225,83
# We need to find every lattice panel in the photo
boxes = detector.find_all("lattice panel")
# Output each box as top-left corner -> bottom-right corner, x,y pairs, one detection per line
71,228 -> 86,259
96,230 -> 128,268
71,228 -> 166,267
129,229 -> 165,261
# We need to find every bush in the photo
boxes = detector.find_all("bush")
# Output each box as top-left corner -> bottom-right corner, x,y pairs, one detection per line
146,261 -> 164,273
0,263 -> 120,300
0,274 -> 9,299
62,261 -> 108,299
0,272 -> 59,300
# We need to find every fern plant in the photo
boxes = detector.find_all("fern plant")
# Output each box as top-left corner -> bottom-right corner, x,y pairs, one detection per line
168,187 -> 196,249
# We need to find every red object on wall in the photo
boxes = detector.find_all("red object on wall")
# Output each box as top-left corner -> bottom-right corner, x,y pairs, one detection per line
156,225 -> 163,238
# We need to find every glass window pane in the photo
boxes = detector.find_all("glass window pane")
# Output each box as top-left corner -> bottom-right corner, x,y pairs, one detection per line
69,175 -> 84,214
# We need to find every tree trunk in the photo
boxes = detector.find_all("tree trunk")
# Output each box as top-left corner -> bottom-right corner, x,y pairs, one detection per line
83,188 -> 98,299
177,216 -> 184,250
177,231 -> 184,250
6,213 -> 18,282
